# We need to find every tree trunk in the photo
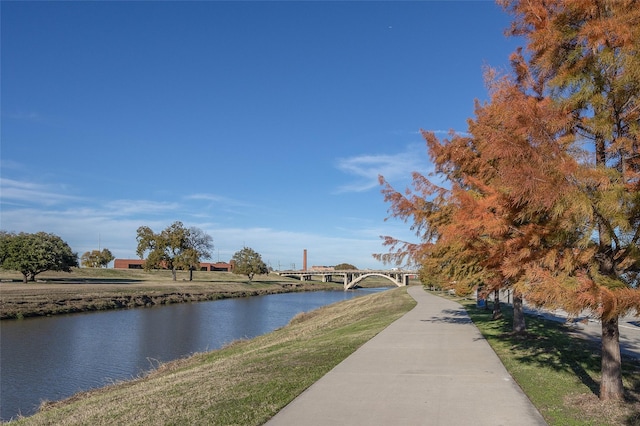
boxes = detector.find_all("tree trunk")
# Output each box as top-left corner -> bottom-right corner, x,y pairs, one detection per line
492,289 -> 503,320
171,267 -> 177,281
601,317 -> 624,401
22,272 -> 28,284
512,293 -> 526,334
189,268 -> 193,281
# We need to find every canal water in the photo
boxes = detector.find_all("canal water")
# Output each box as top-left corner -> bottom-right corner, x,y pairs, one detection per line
0,288 -> 386,422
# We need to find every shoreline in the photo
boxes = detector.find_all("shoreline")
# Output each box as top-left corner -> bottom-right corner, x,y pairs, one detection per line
4,287 -> 415,425
0,269 -> 350,320
0,280 -> 343,320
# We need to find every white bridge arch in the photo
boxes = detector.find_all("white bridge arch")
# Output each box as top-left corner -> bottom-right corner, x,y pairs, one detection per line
273,270 -> 412,290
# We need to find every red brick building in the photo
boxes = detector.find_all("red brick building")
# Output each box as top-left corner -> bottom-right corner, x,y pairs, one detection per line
114,259 -> 233,272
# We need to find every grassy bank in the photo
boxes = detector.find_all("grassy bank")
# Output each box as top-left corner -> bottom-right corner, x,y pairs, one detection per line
458,297 -> 640,426
7,287 -> 416,425
1,268 -> 388,319
7,283 -> 634,425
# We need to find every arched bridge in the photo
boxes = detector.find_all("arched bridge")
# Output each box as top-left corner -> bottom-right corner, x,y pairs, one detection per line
274,270 -> 413,290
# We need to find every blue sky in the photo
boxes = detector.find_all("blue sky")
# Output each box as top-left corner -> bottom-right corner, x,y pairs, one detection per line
1,1 -> 520,270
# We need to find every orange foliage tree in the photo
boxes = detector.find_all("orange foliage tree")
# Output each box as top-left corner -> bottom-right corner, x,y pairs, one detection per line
500,0 -> 640,402
378,0 -> 640,401
378,72 -> 574,332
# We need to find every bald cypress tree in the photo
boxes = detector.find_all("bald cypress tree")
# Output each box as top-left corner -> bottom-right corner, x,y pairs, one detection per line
496,0 -> 640,401
379,0 -> 640,401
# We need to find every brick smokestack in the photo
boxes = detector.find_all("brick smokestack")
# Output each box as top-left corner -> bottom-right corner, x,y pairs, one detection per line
303,249 -> 307,271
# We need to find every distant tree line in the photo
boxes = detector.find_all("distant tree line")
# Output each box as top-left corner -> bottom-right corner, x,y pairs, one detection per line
1,223 -> 353,285
334,263 -> 357,270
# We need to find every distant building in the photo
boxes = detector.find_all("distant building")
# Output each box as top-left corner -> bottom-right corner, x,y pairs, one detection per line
113,259 -> 234,272
114,259 -> 146,269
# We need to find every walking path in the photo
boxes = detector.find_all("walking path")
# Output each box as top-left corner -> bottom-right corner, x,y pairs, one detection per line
266,285 -> 547,426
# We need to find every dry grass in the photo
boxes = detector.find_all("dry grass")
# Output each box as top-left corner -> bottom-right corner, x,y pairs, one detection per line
564,393 -> 640,425
7,287 -> 416,425
0,268 -> 347,319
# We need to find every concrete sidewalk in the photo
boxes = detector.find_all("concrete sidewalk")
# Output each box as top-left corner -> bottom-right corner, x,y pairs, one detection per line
266,285 -> 547,426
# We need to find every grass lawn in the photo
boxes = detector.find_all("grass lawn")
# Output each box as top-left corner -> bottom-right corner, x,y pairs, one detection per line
457,297 -> 640,426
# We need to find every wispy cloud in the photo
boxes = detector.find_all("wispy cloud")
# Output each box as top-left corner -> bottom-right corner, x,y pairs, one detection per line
104,199 -> 180,216
335,143 -> 433,193
208,226 -> 412,270
184,192 -> 260,220
0,203 -> 403,269
0,178 -> 83,206
0,177 -> 411,269
0,160 -> 26,172
186,193 -> 252,208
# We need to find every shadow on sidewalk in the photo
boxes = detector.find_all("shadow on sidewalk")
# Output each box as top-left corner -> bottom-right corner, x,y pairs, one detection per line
420,308 -> 473,324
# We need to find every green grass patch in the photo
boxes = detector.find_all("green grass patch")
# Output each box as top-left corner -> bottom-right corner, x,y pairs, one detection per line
460,299 -> 640,426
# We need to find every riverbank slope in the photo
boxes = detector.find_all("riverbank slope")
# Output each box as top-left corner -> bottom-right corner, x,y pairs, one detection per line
0,268 -> 356,319
7,286 -> 417,425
